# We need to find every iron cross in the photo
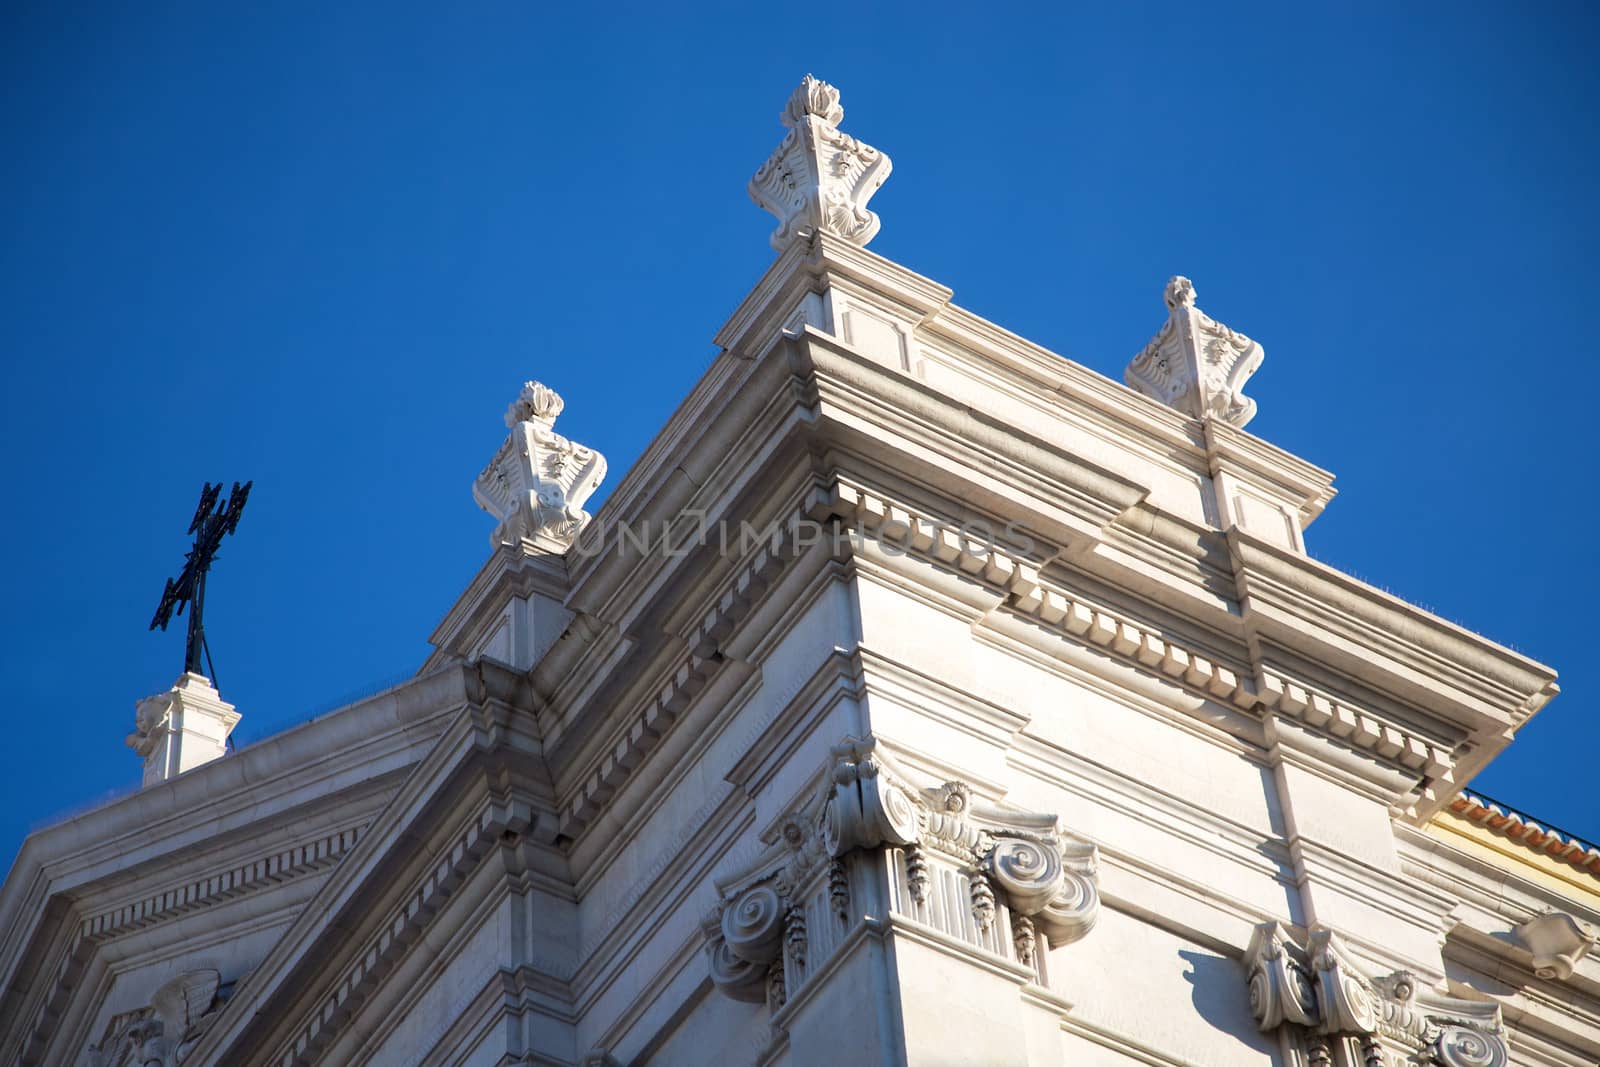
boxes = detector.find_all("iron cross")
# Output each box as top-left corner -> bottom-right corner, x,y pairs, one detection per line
150,481 -> 252,682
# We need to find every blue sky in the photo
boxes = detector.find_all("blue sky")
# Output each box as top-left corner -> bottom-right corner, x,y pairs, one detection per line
2,3 -> 1595,866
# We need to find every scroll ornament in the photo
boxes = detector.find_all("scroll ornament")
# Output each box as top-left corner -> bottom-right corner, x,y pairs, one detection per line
1125,275 -> 1263,428
749,75 -> 892,252
1511,910 -> 1595,981
703,738 -> 1099,1007
472,380 -> 607,553
1245,922 -> 1509,1067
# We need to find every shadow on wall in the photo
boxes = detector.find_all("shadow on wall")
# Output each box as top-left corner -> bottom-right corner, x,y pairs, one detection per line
1178,948 -> 1279,1062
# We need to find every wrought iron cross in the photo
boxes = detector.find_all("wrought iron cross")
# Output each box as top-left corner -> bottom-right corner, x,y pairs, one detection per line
150,481 -> 252,682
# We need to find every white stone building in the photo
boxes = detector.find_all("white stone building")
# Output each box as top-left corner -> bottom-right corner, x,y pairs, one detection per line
2,76 -> 1596,1067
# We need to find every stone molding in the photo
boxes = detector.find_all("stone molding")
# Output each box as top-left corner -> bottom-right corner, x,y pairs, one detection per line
1256,674 -> 1453,778
267,797 -> 531,1066
1246,921 -> 1508,1066
1125,275 -> 1263,427
19,932 -> 90,1065
81,827 -> 362,943
703,737 -> 1098,1009
557,653 -> 712,839
546,473 -> 1483,853
820,478 -> 1478,808
555,488 -> 836,841
473,380 -> 607,554
13,827 -> 361,1066
750,76 -> 891,253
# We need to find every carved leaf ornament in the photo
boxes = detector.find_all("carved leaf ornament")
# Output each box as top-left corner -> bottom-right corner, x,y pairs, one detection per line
1245,922 -> 1510,1067
703,737 -> 1100,1010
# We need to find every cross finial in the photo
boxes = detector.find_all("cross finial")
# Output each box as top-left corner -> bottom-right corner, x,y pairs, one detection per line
749,75 -> 892,253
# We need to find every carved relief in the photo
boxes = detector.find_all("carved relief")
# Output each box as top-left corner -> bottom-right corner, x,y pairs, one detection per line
472,380 -> 606,553
1245,923 -> 1509,1066
1125,275 -> 1263,427
704,736 -> 1100,1009
124,692 -> 174,760
80,970 -> 227,1067
750,75 -> 892,252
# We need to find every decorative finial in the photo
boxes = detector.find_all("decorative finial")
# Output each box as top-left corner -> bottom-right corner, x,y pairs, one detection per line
505,379 -> 565,429
473,380 -> 606,553
1164,275 -> 1197,310
782,74 -> 843,128
750,75 -> 892,253
1125,275 -> 1263,427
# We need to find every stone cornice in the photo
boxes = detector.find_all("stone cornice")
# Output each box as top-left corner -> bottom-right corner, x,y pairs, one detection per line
556,651 -> 714,840
185,661 -> 555,1064
270,798 -> 527,1064
541,484 -> 833,843
562,350 -> 786,622
787,327 -> 1150,542
712,233 -> 1333,545
1230,531 -> 1558,816
8,826 -> 367,1065
821,476 -> 1547,820
422,545 -> 572,673
1232,532 -> 1557,726
80,826 -> 363,944
1204,419 -> 1337,528
0,665 -> 479,1064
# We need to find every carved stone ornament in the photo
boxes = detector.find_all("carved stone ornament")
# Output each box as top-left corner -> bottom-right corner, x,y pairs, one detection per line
1124,275 -> 1263,427
125,691 -> 175,759
702,737 -> 1099,1009
749,75 -> 892,252
472,380 -> 606,553
1244,922 -> 1509,1067
1512,910 -> 1596,981
80,970 -> 225,1067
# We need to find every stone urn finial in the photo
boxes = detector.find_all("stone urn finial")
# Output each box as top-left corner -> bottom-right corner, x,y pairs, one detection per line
750,75 -> 892,253
474,380 -> 607,554
1125,274 -> 1263,427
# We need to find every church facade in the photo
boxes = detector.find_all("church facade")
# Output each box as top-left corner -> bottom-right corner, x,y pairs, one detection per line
2,76 -> 1596,1067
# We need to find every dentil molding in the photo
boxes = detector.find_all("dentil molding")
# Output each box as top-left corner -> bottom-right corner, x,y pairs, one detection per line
473,381 -> 606,554
703,737 -> 1098,1012
1246,921 -> 1508,1067
750,75 -> 892,253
